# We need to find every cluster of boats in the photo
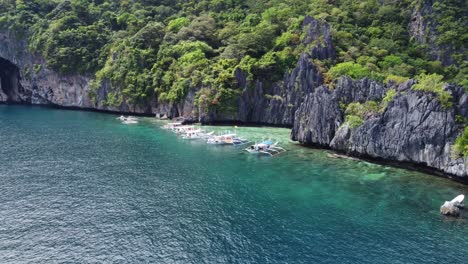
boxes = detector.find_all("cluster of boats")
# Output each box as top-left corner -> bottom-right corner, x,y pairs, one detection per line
163,122 -> 286,156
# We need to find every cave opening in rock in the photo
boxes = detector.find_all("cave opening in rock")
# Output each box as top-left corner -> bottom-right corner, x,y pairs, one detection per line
0,57 -> 21,102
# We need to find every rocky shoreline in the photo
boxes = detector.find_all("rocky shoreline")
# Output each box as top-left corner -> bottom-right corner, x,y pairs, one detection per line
1,15 -> 466,181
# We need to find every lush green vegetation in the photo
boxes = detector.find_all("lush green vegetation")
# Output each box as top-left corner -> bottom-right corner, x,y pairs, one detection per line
454,127 -> 468,157
0,0 -> 466,112
344,101 -> 379,128
380,89 -> 397,111
413,73 -> 453,109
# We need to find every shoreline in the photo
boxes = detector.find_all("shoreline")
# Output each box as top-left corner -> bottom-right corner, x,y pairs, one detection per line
2,102 -> 466,184
321,148 -> 468,185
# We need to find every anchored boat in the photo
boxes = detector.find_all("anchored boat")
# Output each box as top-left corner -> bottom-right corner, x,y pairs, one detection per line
182,130 -> 214,140
173,125 -> 199,134
207,134 -> 237,145
163,122 -> 183,130
206,134 -> 250,145
118,115 -> 138,124
245,141 -> 286,156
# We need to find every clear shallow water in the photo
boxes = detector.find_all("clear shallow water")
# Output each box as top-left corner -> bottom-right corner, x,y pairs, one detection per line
0,105 -> 467,264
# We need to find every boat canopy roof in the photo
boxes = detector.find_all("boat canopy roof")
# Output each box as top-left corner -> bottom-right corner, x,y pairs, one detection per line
185,129 -> 202,134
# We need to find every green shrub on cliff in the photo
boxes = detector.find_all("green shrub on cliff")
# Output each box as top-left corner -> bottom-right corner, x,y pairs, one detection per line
345,101 -> 379,128
385,75 -> 409,85
328,62 -> 370,80
380,89 -> 397,112
454,127 -> 468,157
345,115 -> 364,129
413,73 -> 453,109
346,101 -> 379,117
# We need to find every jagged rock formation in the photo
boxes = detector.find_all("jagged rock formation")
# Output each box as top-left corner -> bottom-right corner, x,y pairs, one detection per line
409,0 -> 467,66
292,77 -> 388,146
234,16 -> 333,126
1,15 -> 467,179
0,31 -> 92,107
440,195 -> 465,216
440,201 -> 461,217
292,77 -> 467,179
185,16 -> 331,124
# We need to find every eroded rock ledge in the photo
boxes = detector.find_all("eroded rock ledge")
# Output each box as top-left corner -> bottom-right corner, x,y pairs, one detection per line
1,15 -> 467,180
292,77 -> 467,179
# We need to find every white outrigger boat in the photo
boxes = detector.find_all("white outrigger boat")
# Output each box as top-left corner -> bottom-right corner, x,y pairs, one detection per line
173,125 -> 199,134
163,122 -> 183,130
182,129 -> 202,139
182,130 -> 214,140
245,140 -> 286,156
206,134 -> 250,145
230,137 -> 250,146
207,134 -> 236,145
118,115 -> 138,124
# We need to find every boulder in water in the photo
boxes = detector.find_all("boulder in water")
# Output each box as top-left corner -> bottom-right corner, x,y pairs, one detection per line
440,201 -> 461,217
450,194 -> 464,208
440,195 -> 465,217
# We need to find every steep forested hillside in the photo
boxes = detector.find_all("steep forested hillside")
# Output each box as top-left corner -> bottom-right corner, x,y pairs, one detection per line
0,0 -> 466,108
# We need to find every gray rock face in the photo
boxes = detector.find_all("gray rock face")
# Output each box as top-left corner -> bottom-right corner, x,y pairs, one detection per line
0,15 -> 333,122
0,31 -> 184,116
237,53 -> 323,125
408,0 -> 467,66
333,77 -> 388,104
236,16 -> 333,126
1,15 -> 467,179
291,85 -> 343,146
292,77 -> 387,145
440,201 -> 461,217
302,16 -> 335,60
292,76 -> 467,178
0,31 -> 93,108
334,91 -> 464,174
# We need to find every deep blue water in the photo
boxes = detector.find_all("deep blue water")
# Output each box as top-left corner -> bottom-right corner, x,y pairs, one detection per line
0,105 -> 467,263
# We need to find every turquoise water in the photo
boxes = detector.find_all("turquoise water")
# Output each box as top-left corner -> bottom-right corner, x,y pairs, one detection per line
0,105 -> 467,263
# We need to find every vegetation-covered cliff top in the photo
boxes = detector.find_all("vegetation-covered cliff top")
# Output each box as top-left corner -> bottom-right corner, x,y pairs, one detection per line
0,0 -> 466,107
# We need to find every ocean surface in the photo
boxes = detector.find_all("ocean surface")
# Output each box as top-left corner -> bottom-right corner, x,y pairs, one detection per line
0,105 -> 467,264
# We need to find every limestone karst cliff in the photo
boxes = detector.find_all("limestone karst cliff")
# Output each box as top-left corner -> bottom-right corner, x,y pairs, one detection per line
0,14 -> 466,179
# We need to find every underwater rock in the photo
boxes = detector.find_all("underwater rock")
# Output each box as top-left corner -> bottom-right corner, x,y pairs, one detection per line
440,195 -> 464,216
440,201 -> 461,217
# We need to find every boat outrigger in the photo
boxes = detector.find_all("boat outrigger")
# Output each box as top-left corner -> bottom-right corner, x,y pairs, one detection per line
230,137 -> 250,146
245,141 -> 286,156
160,120 -> 286,157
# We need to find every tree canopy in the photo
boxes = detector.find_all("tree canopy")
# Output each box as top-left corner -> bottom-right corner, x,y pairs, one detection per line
0,0 -> 466,109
